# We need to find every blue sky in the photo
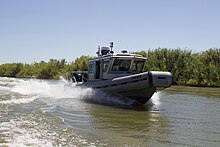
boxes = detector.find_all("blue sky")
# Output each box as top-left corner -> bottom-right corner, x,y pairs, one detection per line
0,0 -> 219,64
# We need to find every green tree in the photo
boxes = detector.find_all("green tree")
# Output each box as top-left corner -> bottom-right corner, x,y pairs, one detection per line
0,63 -> 23,77
72,55 -> 91,71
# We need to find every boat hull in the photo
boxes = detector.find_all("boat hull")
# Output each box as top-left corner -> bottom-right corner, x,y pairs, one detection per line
75,71 -> 172,105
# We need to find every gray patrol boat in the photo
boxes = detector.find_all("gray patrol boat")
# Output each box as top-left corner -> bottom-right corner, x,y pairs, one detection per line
69,42 -> 172,105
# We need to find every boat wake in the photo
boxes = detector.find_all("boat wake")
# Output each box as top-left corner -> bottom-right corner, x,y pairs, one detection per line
0,77 -> 138,106
0,77 -> 92,105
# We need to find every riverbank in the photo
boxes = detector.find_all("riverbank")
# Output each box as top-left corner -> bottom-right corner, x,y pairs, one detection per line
0,48 -> 220,87
165,85 -> 220,98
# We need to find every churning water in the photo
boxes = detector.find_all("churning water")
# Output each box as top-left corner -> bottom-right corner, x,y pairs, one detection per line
0,77 -> 220,146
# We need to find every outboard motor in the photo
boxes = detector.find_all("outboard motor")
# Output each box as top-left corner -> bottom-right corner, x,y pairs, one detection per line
70,72 -> 82,82
70,72 -> 88,83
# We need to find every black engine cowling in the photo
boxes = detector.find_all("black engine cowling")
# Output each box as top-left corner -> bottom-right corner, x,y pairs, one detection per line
70,72 -> 87,82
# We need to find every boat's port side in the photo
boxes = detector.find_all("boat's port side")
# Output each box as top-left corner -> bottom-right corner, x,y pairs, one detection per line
76,71 -> 172,105
79,72 -> 151,91
86,72 -> 156,105
95,77 -> 148,90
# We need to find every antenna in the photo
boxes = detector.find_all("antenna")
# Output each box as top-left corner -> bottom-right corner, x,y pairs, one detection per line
96,45 -> 100,56
110,42 -> 114,54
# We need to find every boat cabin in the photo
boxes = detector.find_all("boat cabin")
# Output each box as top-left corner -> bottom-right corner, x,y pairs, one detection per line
87,43 -> 147,81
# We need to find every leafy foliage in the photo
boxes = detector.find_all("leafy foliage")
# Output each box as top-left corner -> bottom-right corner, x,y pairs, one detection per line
0,56 -> 91,79
134,48 -> 220,87
0,48 -> 219,87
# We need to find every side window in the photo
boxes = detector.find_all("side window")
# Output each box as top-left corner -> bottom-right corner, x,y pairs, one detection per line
103,60 -> 110,72
88,63 -> 95,73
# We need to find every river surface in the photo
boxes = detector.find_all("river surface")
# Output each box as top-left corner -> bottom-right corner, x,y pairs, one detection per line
0,77 -> 220,147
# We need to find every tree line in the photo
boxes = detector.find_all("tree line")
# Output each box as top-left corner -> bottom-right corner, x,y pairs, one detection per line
0,48 -> 219,87
0,56 -> 91,79
134,48 -> 220,87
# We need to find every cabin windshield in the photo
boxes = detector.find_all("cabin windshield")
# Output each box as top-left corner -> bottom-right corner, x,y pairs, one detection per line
112,59 -> 131,71
131,60 -> 145,72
